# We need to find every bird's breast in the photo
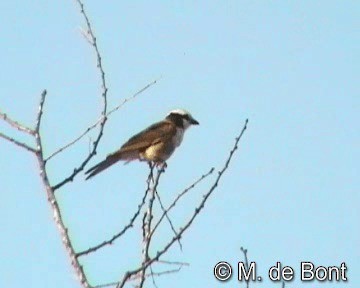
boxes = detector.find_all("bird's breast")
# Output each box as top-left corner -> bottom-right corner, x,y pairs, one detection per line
173,128 -> 184,147
141,127 -> 185,162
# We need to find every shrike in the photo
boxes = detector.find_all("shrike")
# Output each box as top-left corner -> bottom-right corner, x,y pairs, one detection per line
85,109 -> 199,180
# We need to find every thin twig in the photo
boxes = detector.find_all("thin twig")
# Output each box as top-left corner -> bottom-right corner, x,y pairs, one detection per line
76,187 -> 150,257
240,247 -> 250,288
34,90 -> 46,136
45,78 -> 159,162
0,132 -> 37,153
142,209 -> 148,240
45,123 -> 98,162
33,90 -> 91,288
155,191 -> 183,250
0,110 -> 35,135
116,119 -> 248,288
52,0 -> 108,190
156,260 -> 190,266
139,167 -> 163,288
93,265 -> 185,288
149,265 -> 158,288
151,167 -> 214,237
146,266 -> 185,278
77,164 -> 157,257
107,78 -> 160,118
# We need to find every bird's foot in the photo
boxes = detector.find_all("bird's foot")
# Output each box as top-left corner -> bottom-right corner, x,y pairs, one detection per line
156,161 -> 167,172
147,162 -> 155,182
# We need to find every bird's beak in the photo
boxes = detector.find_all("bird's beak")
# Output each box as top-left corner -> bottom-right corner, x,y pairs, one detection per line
190,118 -> 199,125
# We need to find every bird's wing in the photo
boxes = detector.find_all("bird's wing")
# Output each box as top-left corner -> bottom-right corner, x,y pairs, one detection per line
119,120 -> 177,153
85,120 -> 176,180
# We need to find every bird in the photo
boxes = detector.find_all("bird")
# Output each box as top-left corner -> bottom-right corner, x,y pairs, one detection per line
85,109 -> 199,180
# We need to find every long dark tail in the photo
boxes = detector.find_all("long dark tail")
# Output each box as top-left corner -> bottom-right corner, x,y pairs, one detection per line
85,154 -> 121,180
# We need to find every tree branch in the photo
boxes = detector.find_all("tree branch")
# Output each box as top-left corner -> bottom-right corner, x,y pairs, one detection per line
151,167 -> 214,237
93,262 -> 187,288
76,186 -> 150,257
0,110 -> 35,135
139,166 -> 164,288
155,191 -> 182,250
0,132 -> 37,153
52,0 -> 108,191
240,247 -> 250,288
33,90 -> 91,287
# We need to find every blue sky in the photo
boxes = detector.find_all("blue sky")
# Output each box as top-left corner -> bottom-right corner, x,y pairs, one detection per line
0,1 -> 359,287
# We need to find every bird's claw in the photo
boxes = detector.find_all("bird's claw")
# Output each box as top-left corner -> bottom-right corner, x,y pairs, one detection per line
156,161 -> 167,172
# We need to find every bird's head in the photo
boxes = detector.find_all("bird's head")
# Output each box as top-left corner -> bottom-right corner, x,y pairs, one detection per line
166,109 -> 199,129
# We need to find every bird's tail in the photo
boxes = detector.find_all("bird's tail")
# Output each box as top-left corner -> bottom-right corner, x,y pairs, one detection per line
85,153 -> 121,180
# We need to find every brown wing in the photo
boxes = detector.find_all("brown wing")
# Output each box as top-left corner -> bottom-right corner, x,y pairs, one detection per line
85,120 -> 176,180
118,120 -> 177,153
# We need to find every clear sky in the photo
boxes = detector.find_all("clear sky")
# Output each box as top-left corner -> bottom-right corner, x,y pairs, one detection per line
0,1 -> 359,287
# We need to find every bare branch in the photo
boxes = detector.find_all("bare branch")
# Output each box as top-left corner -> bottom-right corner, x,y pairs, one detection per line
240,247 -> 250,288
75,0 -> 107,111
52,0 -> 108,190
33,90 -> 91,287
107,78 -> 160,118
156,260 -> 190,266
34,90 -> 47,134
0,110 -> 35,135
155,191 -> 182,250
45,78 -> 159,162
0,132 -> 37,153
0,101 -> 39,153
117,119 -> 248,288
151,167 -> 214,237
93,282 -> 119,288
45,125 -> 95,162
139,166 -> 164,288
76,164 -> 161,257
94,263 -> 187,288
149,265 -> 159,288
76,186 -> 150,257
148,265 -> 187,277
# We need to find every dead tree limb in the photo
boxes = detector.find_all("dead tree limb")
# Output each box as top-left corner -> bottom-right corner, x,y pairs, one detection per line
34,90 -> 91,287
76,187 -> 150,257
0,110 -> 35,135
52,0 -> 109,191
240,247 -> 250,288
0,132 -> 37,153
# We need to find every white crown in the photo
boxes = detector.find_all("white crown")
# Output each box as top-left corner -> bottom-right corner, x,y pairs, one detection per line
167,109 -> 190,117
